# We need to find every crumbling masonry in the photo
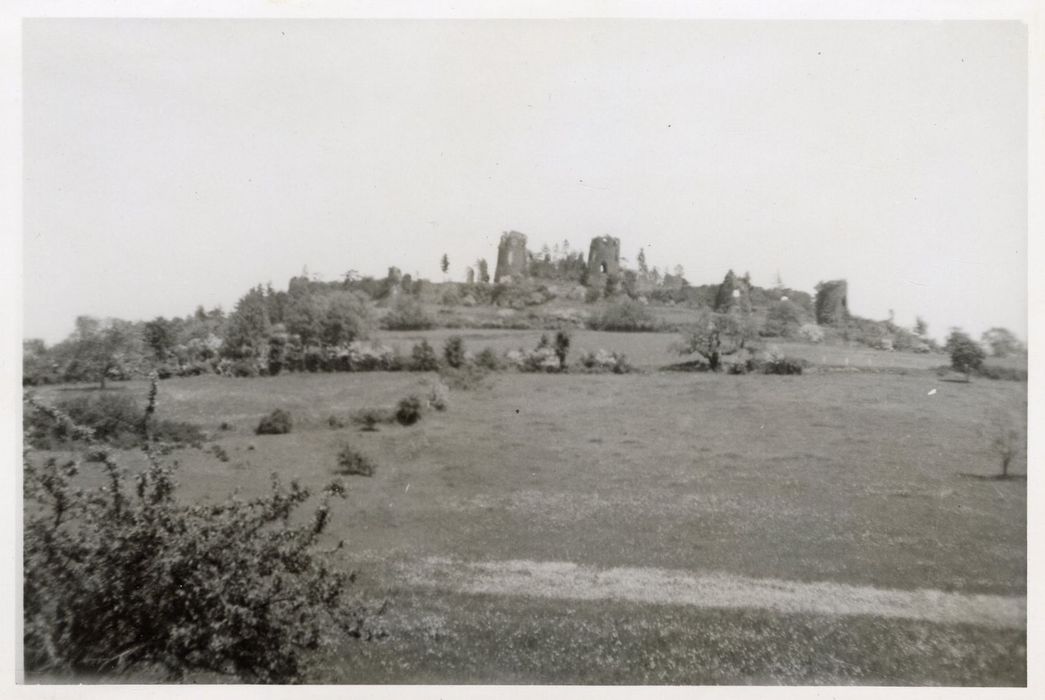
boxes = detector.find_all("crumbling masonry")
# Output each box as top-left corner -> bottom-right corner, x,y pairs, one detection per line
586,235 -> 621,290
494,231 -> 528,284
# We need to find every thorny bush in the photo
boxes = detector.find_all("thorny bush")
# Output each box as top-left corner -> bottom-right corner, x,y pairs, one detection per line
23,378 -> 370,683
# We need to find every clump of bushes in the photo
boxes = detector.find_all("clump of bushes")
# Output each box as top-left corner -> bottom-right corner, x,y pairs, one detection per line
395,396 -> 424,426
761,356 -> 806,375
352,407 -> 395,431
427,379 -> 450,411
256,409 -> 293,435
579,349 -> 635,374
336,443 -> 376,477
410,340 -> 440,372
24,391 -> 205,451
438,364 -> 489,391
587,299 -> 660,332
381,298 -> 434,331
474,346 -> 502,371
328,415 -> 346,429
22,388 -> 364,683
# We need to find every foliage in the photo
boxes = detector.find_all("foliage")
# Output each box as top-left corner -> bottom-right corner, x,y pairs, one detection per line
443,336 -> 466,369
990,425 -> 1023,478
351,407 -> 395,432
256,409 -> 293,435
474,346 -> 503,371
426,379 -> 450,411
381,298 -> 434,331
674,310 -> 759,371
395,396 -> 424,426
797,323 -> 825,344
761,356 -> 806,375
58,316 -> 145,389
410,340 -> 440,372
336,444 -> 377,477
223,287 -> 272,360
762,300 -> 805,338
554,331 -> 571,369
22,388 -> 360,683
588,299 -> 660,332
578,350 -> 635,374
24,392 -> 204,451
438,365 -> 489,391
980,328 -> 1024,358
946,329 -> 987,379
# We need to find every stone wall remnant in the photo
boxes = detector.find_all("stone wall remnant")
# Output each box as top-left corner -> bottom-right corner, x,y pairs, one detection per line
586,235 -> 621,289
494,231 -> 529,284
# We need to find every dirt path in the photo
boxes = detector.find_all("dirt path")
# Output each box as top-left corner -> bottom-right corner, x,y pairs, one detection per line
397,557 -> 1025,630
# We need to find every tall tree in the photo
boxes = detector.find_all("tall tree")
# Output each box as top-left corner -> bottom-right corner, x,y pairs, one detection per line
64,316 -> 143,389
476,258 -> 490,284
440,254 -> 450,275
224,287 -> 271,359
637,248 -> 648,274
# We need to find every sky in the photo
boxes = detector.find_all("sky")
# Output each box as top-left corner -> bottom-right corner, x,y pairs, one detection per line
22,19 -> 1028,344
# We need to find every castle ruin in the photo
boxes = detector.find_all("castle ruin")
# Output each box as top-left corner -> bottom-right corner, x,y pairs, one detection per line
815,280 -> 849,326
494,231 -> 528,284
586,235 -> 621,289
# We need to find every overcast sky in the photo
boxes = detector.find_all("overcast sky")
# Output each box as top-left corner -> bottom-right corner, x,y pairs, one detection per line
23,19 -> 1027,344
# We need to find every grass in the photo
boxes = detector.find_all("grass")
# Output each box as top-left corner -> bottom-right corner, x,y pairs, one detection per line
27,336 -> 1027,684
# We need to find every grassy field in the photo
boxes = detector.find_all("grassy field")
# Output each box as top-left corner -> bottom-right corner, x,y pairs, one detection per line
28,333 -> 1027,684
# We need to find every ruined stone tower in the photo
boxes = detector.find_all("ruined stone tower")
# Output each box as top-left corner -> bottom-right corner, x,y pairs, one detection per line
494,231 -> 528,284
586,235 -> 621,289
815,280 -> 849,326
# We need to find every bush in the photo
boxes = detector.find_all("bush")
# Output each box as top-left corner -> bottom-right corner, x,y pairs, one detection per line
427,379 -> 450,411
381,298 -> 434,331
797,323 -> 825,343
256,409 -> 293,435
976,365 -> 1028,382
578,349 -> 635,374
443,336 -> 466,369
588,299 -> 660,332
762,357 -> 806,375
25,392 -> 204,451
336,444 -> 376,477
22,390 -> 362,683
395,396 -> 423,426
474,346 -> 502,371
946,329 -> 986,379
438,364 -> 489,391
409,340 -> 440,372
351,407 -> 395,431
328,415 -> 346,429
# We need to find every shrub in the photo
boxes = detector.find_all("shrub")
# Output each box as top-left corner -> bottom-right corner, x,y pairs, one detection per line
409,340 -> 440,372
991,425 -> 1023,478
588,299 -> 660,332
395,396 -> 423,426
474,346 -> 502,371
797,323 -> 825,343
210,444 -> 230,462
427,379 -> 450,411
328,415 -> 346,429
25,392 -> 204,451
976,365 -> 1028,382
762,357 -> 806,375
946,330 -> 986,380
554,331 -> 571,369
443,336 -> 466,369
762,300 -> 805,338
381,298 -> 434,331
438,364 -> 489,392
352,407 -> 394,431
579,349 -> 635,374
256,409 -> 293,435
22,390 -> 362,683
336,444 -> 376,477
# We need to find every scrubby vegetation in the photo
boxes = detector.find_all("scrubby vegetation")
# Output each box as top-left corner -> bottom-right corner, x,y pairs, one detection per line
22,386 -> 365,683
336,443 -> 377,477
588,299 -> 660,332
256,409 -> 293,435
395,396 -> 424,426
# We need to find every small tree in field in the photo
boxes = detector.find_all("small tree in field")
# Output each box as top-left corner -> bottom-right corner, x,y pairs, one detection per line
440,254 -> 449,276
992,426 -> 1022,479
61,316 -> 143,389
946,329 -> 986,381
675,310 -> 759,371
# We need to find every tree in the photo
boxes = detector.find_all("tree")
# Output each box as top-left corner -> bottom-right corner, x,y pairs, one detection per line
224,287 -> 271,359
62,316 -> 143,389
320,291 -> 370,347
981,327 -> 1024,358
476,259 -> 490,284
914,316 -> 929,337
440,254 -> 449,276
675,310 -> 759,371
143,317 -> 177,361
946,329 -> 986,381
554,330 -> 571,370
637,248 -> 648,275
763,300 -> 804,338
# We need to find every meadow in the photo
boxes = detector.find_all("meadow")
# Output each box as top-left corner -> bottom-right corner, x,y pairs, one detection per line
29,331 -> 1027,684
